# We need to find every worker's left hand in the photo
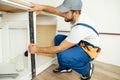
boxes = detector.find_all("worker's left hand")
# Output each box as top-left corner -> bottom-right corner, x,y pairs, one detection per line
28,44 -> 39,54
28,2 -> 44,12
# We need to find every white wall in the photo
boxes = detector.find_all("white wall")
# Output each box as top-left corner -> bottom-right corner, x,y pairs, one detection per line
82,0 -> 120,33
97,35 -> 120,66
82,0 -> 120,66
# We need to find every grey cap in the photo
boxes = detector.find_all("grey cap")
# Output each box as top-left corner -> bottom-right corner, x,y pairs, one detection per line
57,0 -> 82,12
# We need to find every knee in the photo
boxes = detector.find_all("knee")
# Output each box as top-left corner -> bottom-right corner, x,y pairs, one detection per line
54,34 -> 63,41
54,34 -> 67,46
54,35 -> 62,46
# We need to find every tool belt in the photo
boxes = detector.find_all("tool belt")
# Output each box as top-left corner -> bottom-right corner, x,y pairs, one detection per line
80,41 -> 101,59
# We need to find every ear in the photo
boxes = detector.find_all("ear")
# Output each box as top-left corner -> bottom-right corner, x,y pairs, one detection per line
73,11 -> 77,15
76,11 -> 80,14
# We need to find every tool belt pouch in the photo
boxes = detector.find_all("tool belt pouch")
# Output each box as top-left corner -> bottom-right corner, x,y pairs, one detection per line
80,41 -> 101,59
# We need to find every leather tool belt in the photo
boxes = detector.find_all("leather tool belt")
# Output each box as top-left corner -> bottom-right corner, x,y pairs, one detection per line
80,41 -> 101,59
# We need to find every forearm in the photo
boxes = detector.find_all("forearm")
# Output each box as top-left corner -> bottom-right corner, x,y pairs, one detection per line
28,40 -> 75,54
42,5 -> 64,17
29,3 -> 65,17
36,46 -> 63,54
34,4 -> 64,17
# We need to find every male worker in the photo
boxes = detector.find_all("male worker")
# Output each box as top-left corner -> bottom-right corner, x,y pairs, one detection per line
28,0 -> 101,80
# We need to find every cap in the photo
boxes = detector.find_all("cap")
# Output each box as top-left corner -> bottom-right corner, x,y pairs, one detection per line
57,0 -> 82,12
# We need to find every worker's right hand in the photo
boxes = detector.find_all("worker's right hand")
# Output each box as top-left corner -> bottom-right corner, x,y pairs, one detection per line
28,44 -> 39,54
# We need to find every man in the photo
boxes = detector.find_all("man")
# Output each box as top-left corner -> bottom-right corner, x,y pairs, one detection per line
28,0 -> 101,80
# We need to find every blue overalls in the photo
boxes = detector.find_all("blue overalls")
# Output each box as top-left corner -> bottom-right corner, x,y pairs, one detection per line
54,23 -> 99,75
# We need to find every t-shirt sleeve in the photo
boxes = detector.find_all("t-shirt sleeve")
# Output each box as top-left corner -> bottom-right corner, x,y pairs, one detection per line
65,26 -> 89,44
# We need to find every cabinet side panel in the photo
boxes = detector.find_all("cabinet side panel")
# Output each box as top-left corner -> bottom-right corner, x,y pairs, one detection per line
36,25 -> 56,57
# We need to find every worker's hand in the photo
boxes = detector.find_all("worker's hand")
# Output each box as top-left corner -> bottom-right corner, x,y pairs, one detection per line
29,2 -> 44,12
28,44 -> 39,54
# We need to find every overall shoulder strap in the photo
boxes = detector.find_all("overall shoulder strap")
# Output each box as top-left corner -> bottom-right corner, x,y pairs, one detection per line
76,23 -> 99,36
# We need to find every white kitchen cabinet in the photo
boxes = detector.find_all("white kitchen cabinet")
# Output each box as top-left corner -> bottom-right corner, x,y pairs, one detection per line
0,0 -> 31,80
0,0 -> 56,80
